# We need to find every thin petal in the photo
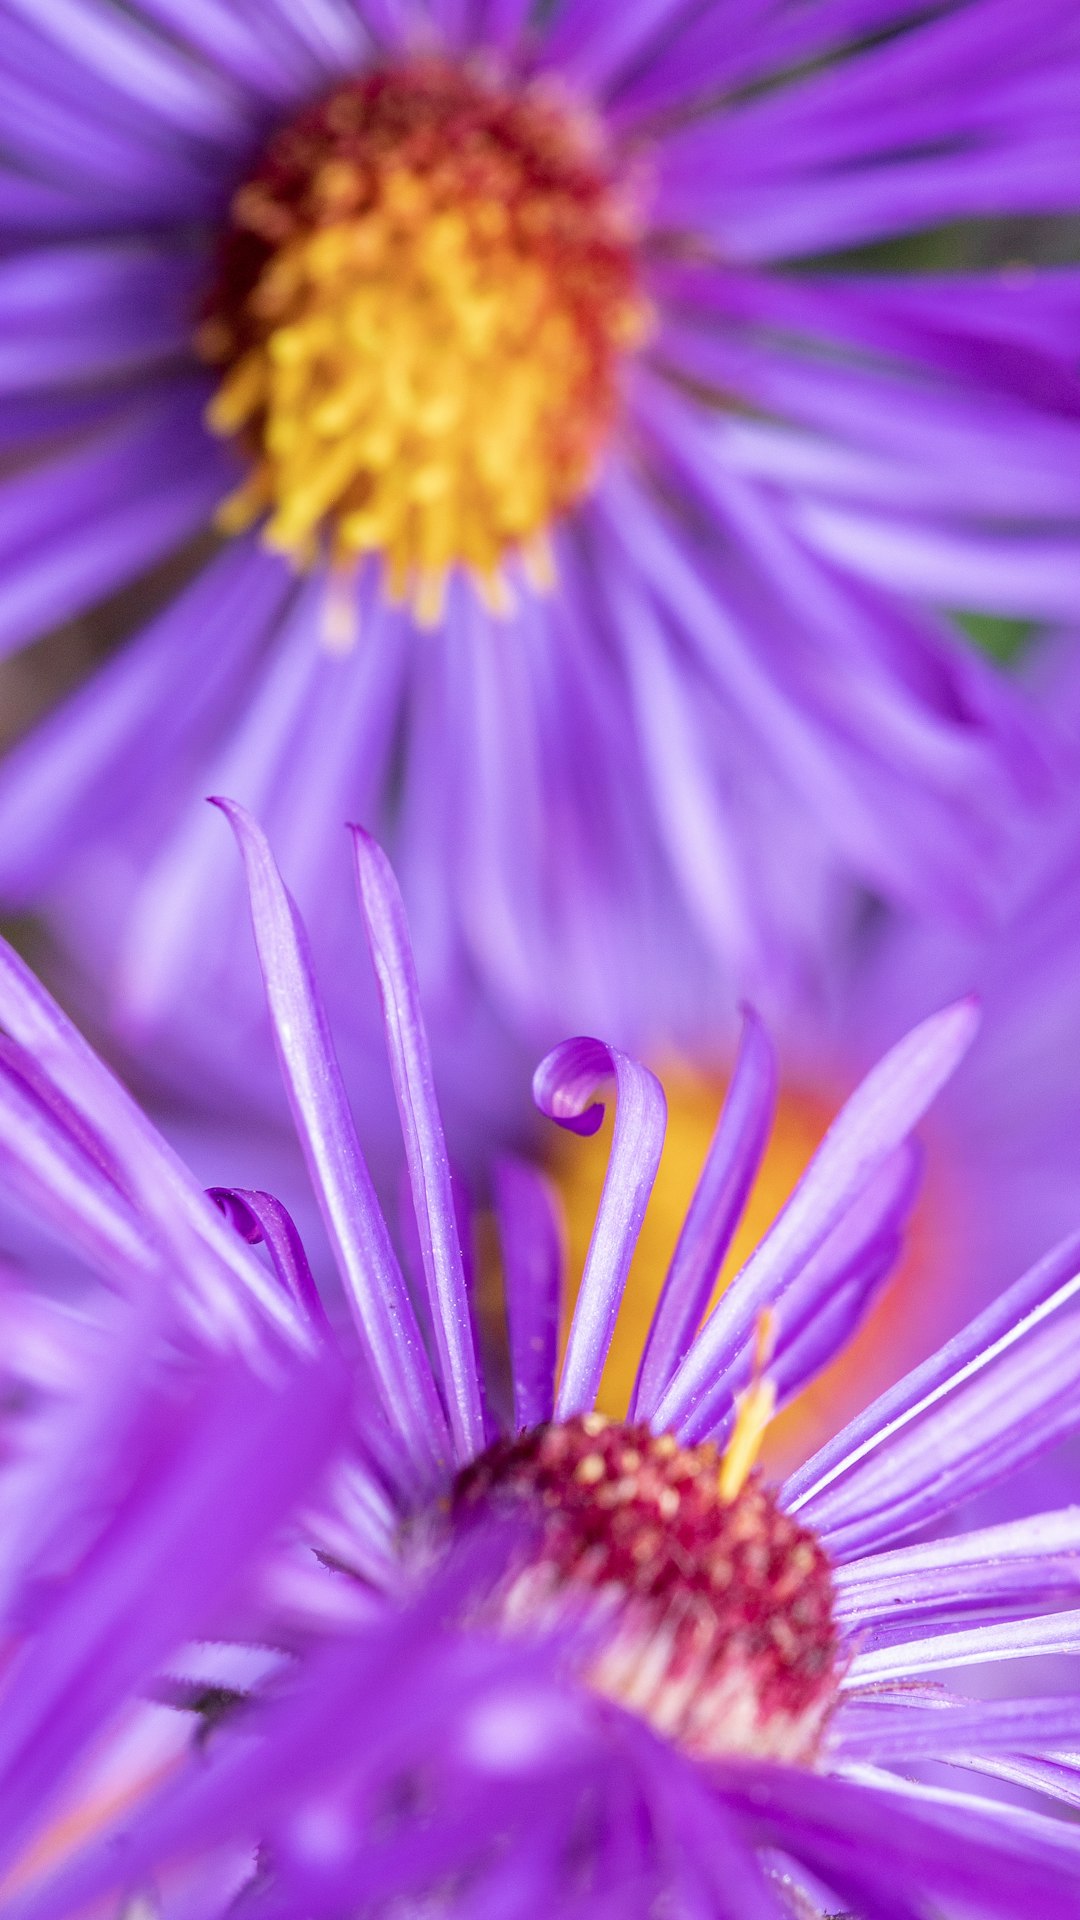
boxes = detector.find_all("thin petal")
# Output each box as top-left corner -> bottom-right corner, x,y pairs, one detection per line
0,936 -> 297,1353
538,0 -> 697,97
632,1008 -> 776,1421
351,826 -> 485,1464
786,1227 -> 1080,1556
846,1607 -> 1080,1686
4,0 -> 253,150
0,1345 -> 347,1889
494,1156 -> 564,1433
653,999 -> 978,1439
718,1757 -> 1080,1919
834,1509 -> 1080,1631
208,1187 -> 329,1329
215,799 -> 451,1488
533,1038 -> 666,1419
835,1694 -> 1080,1763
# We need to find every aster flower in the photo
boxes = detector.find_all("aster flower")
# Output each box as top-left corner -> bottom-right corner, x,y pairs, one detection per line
0,0 -> 1076,1113
3,810 -> 1080,1915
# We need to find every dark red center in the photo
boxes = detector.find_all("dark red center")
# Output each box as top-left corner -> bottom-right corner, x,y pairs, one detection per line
453,1414 -> 841,1762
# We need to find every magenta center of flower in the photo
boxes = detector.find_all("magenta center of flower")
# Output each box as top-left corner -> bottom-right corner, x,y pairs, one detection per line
453,1412 -> 842,1763
198,57 -> 648,623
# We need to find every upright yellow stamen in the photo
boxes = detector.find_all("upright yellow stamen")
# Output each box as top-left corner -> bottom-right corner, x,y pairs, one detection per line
719,1308 -> 777,1502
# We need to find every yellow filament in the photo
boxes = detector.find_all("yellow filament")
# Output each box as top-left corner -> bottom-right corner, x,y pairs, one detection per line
719,1309 -> 777,1502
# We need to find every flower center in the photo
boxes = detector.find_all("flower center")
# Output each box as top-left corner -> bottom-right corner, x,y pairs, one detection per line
453,1413 -> 841,1763
199,57 -> 648,624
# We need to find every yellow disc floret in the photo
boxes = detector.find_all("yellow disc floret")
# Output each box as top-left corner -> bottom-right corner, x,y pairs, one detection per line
199,59 -> 649,623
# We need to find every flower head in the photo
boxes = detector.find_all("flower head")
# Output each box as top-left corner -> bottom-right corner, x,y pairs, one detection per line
200,55 -> 648,615
3,809 -> 1080,1915
0,1 -> 1076,1109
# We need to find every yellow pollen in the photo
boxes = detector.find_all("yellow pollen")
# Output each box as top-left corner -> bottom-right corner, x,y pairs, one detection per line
199,60 -> 648,622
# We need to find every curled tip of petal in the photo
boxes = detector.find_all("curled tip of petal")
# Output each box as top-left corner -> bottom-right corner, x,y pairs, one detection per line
532,1038 -> 623,1138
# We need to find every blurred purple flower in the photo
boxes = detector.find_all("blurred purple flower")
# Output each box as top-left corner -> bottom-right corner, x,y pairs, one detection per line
0,0 -> 1076,1118
3,809 -> 1080,1914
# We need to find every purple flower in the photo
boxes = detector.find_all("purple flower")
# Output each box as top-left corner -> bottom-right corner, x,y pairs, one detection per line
0,1 -> 1076,1114
3,808 -> 1080,1915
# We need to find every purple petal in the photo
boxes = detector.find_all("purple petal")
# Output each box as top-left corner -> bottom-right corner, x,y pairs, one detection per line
0,1032 -> 157,1289
0,935 -> 298,1352
605,562 -> 764,973
795,501 -> 1080,622
0,386 -> 230,662
835,1694 -> 1080,1764
622,1725 -> 791,1919
473,0 -> 533,54
533,1038 -> 666,1418
0,74 -> 221,208
653,1000 -> 978,1439
786,1227 -> 1080,1557
351,826 -> 485,1465
717,1756 -> 1080,1919
613,0 -> 940,125
753,1141 -> 921,1428
129,0 -> 326,101
0,1344 -> 347,1889
537,0 -> 697,98
215,799 -> 451,1488
208,1188 -> 329,1330
4,0 -> 254,150
633,1008 -> 776,1421
494,1156 -> 564,1433
0,540 -> 291,902
236,0 -> 368,73
847,1607 -> 1080,1686
0,244 -> 203,393
354,0 -> 415,47
835,1510 -> 1080,1631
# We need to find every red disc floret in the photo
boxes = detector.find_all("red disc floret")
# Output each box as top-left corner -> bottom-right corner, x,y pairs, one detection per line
453,1414 -> 841,1762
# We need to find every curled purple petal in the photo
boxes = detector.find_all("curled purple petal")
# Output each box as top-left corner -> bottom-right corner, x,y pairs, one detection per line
208,1188 -> 329,1331
533,1038 -> 666,1418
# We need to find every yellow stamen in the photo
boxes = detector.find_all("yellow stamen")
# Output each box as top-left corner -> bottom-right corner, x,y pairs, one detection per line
200,59 -> 647,622
719,1309 -> 777,1502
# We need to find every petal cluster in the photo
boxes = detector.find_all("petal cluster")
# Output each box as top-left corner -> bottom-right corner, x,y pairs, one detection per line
0,813 -> 1079,1913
